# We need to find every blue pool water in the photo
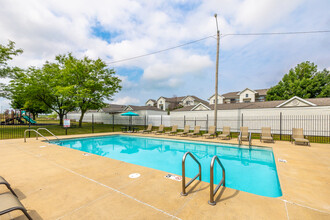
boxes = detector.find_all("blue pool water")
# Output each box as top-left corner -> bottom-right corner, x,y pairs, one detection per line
51,135 -> 282,197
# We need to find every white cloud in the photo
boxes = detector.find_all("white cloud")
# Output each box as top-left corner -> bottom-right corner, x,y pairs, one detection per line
143,52 -> 213,81
0,98 -> 11,112
112,96 -> 140,105
117,75 -> 138,89
234,0 -> 304,30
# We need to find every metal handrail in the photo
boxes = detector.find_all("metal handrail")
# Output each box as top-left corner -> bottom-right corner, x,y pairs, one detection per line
238,131 -> 242,145
37,128 -> 59,140
238,131 -> 252,147
24,129 -> 49,142
208,155 -> 225,205
181,152 -> 202,196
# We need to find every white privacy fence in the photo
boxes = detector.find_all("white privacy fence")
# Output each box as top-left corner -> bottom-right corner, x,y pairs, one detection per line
67,112 -> 330,139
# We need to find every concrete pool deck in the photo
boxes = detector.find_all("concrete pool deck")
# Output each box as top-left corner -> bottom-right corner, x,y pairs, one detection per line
0,132 -> 329,219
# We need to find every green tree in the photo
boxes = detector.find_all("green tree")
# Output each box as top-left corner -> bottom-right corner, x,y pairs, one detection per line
0,41 -> 23,97
4,71 -> 49,119
58,53 -> 122,127
4,53 -> 122,126
267,61 -> 330,101
3,67 -> 66,122
27,64 -> 77,125
0,40 -> 23,77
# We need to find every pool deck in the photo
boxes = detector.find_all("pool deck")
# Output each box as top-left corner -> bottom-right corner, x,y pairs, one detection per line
0,132 -> 329,219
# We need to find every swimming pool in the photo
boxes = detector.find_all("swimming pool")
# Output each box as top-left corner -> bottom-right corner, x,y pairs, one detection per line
51,135 -> 282,197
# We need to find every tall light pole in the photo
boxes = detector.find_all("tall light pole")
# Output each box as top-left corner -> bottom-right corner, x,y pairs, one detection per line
214,14 -> 220,130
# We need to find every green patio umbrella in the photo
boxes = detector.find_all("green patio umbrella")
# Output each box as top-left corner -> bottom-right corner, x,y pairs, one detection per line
121,111 -> 139,128
121,111 -> 139,116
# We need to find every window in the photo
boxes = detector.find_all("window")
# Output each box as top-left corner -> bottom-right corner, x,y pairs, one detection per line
245,94 -> 249,98
213,99 -> 215,104
160,101 -> 162,104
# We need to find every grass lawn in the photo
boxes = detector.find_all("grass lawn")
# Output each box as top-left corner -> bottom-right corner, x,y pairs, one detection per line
0,117 -> 148,140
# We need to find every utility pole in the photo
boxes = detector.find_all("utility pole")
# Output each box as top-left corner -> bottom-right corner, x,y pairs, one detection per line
214,14 -> 220,130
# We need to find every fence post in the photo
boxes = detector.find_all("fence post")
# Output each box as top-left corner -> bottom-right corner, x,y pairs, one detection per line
184,115 -> 186,126
65,114 -> 68,135
195,117 -> 196,126
280,112 -> 282,140
206,114 -> 209,132
145,115 -> 147,129
29,112 -> 31,138
92,114 -> 94,133
241,113 -> 243,127
112,114 -> 115,132
161,115 -> 163,125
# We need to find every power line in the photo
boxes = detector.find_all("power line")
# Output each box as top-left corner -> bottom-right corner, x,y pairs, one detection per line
107,35 -> 215,64
221,30 -> 330,38
107,30 -> 330,65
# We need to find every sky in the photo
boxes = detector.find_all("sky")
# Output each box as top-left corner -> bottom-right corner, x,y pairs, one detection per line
0,0 -> 329,111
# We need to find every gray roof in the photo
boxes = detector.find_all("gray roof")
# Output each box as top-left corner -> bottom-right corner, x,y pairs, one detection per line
127,105 -> 165,111
255,89 -> 269,96
221,91 -> 239,99
102,104 -> 127,113
173,97 -> 330,111
189,95 -> 209,105
68,109 -> 101,114
160,96 -> 186,103
158,95 -> 208,104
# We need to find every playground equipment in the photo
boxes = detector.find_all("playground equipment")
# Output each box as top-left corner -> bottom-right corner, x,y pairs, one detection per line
22,115 -> 36,124
0,110 -> 36,125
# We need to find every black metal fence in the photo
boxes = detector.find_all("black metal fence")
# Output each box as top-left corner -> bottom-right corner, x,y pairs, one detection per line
0,112 -> 117,140
1,112 -> 330,143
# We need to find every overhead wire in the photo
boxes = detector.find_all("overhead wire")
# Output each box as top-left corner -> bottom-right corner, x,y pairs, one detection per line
107,30 -> 330,65
107,35 -> 215,64
221,30 -> 330,38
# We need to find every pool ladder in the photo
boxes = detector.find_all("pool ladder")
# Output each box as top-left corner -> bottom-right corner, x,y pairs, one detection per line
208,155 -> 226,205
181,152 -> 226,205
24,128 -> 59,142
37,128 -> 59,141
238,132 -> 252,148
181,152 -> 201,196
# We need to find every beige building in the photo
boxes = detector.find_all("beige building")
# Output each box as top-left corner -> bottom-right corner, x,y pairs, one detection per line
145,99 -> 156,107
174,96 -> 330,116
208,88 -> 268,104
147,95 -> 208,111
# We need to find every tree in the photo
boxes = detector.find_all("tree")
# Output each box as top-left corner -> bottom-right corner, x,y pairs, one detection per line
3,67 -> 70,123
0,41 -> 23,96
4,52 -> 122,126
58,53 -> 122,127
266,61 -> 330,101
26,64 -> 77,125
0,40 -> 23,77
4,70 -> 50,119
